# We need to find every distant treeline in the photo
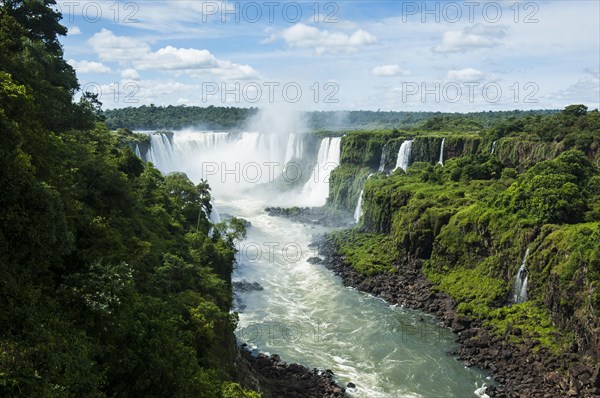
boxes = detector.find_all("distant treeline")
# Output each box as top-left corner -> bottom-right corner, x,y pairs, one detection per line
103,105 -> 559,131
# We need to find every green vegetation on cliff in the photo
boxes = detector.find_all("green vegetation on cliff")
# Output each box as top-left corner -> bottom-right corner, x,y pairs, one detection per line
0,2 -> 255,396
327,110 -> 600,358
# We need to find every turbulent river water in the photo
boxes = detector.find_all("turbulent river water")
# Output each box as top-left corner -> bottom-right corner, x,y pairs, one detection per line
135,129 -> 491,398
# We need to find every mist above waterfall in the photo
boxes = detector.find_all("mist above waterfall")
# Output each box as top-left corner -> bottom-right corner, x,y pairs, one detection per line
244,105 -> 309,136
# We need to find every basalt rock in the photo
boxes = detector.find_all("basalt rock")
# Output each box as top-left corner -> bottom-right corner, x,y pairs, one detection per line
239,346 -> 349,398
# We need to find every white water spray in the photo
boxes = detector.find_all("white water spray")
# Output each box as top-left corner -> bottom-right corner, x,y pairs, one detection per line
491,141 -> 497,155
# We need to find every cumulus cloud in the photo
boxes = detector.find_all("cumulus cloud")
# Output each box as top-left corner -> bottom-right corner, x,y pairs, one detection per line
446,67 -> 485,81
434,23 -> 507,53
67,59 -> 111,74
89,29 -> 258,80
268,23 -> 377,55
121,68 -> 141,80
135,46 -> 219,70
89,29 -> 150,61
371,64 -> 410,77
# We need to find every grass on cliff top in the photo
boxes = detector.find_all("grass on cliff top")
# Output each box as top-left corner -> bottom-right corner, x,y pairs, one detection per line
458,301 -> 573,355
330,230 -> 397,276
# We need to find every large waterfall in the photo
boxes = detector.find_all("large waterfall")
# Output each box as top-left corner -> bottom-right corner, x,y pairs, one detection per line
512,248 -> 530,304
135,130 -> 339,207
394,140 -> 413,172
491,140 -> 498,155
438,138 -> 446,166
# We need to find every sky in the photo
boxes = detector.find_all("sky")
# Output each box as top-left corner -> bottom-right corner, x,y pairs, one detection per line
58,0 -> 600,112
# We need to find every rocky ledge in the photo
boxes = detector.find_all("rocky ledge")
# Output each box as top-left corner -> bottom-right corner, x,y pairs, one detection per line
265,207 -> 355,228
316,236 -> 600,398
238,345 -> 349,398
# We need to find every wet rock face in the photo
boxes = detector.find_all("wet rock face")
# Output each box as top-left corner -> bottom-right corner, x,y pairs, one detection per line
239,347 -> 349,398
315,235 -> 600,398
233,280 -> 264,292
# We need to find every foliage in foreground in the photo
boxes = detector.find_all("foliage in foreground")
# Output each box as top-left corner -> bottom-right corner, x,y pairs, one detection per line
0,1 -> 255,396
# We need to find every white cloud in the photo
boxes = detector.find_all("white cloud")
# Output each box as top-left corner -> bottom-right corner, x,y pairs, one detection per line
271,23 -> 377,55
89,29 -> 151,61
88,29 -> 258,80
434,23 -> 507,53
136,46 -> 219,70
548,74 -> 600,104
121,68 -> 141,80
446,67 -> 485,81
371,65 -> 410,77
68,26 -> 81,35
68,59 -> 111,74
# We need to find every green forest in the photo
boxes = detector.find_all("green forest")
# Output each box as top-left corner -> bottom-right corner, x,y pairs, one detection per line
104,105 -> 557,132
0,1 -> 257,397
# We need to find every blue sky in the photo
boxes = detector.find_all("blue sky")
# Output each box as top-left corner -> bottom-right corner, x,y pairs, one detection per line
58,0 -> 600,111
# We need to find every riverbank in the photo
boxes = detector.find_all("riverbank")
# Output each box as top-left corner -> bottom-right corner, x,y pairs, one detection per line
315,235 -> 600,398
237,345 -> 350,398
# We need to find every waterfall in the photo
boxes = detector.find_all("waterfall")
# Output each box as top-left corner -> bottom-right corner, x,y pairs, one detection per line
283,133 -> 304,165
438,138 -> 445,166
512,248 -> 530,304
300,137 -> 342,206
394,140 -> 413,172
378,143 -> 387,172
491,140 -> 498,155
145,133 -> 179,172
353,190 -> 364,222
208,201 -> 222,224
353,173 -> 375,223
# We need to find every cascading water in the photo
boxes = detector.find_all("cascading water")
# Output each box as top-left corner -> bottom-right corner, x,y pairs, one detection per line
512,248 -> 530,304
208,201 -> 222,224
138,128 -> 491,397
394,139 -> 413,171
353,173 -> 375,223
145,132 -> 179,172
491,141 -> 497,155
300,137 -> 341,207
353,190 -> 364,222
438,138 -> 446,166
378,143 -> 387,172
284,133 -> 304,164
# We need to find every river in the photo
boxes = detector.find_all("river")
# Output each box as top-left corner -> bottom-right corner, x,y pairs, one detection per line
134,128 -> 491,398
